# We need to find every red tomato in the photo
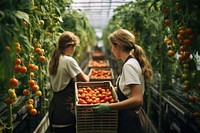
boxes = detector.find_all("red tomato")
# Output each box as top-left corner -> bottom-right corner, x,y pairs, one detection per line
29,108 -> 37,116
28,80 -> 35,87
10,77 -> 19,87
104,97 -> 110,102
5,98 -> 14,104
23,89 -> 30,96
78,89 -> 83,94
20,66 -> 27,74
79,99 -> 87,104
86,99 -> 92,104
31,85 -> 39,91
100,99 -> 105,103
86,87 -> 91,92
28,99 -> 34,104
15,58 -> 21,65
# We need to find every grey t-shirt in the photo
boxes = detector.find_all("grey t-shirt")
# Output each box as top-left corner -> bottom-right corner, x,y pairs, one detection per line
118,58 -> 145,98
49,55 -> 82,92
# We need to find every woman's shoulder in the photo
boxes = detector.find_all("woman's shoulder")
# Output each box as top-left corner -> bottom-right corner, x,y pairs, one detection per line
126,57 -> 138,64
61,55 -> 76,62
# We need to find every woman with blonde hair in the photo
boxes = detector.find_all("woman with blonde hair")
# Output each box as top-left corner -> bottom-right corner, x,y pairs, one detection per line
93,29 -> 153,133
48,31 -> 89,133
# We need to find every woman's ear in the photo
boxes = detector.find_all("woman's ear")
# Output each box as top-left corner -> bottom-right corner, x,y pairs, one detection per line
116,45 -> 121,50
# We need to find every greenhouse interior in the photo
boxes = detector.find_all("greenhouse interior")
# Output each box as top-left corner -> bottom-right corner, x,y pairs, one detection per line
0,0 -> 200,133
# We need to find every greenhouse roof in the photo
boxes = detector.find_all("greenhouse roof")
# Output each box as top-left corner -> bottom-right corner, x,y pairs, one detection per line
71,0 -> 134,37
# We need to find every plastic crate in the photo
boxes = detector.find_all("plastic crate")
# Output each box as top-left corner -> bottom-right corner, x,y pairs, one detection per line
75,81 -> 118,133
88,59 -> 110,68
88,68 -> 114,83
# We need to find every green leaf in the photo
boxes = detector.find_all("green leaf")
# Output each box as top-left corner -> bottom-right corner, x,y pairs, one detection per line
15,11 -> 30,24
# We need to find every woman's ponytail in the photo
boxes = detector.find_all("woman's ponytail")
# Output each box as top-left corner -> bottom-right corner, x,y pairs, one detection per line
49,48 -> 61,75
133,44 -> 153,80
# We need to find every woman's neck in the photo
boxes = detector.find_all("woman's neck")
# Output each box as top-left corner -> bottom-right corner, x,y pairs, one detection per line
121,52 -> 131,63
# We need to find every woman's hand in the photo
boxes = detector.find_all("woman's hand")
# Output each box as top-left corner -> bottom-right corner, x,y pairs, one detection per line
93,104 -> 110,114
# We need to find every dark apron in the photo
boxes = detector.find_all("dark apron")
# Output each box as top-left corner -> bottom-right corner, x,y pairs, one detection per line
49,79 -> 76,126
117,55 -> 143,133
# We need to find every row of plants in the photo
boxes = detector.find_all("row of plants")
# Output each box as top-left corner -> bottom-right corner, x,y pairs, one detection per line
0,0 -> 96,132
102,0 -> 200,132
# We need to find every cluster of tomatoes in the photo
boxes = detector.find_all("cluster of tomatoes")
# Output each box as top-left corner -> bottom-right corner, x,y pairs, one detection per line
89,69 -> 112,79
26,98 -> 38,116
77,87 -> 116,104
5,41 -> 45,116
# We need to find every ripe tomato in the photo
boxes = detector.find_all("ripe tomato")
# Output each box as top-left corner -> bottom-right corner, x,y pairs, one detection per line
185,51 -> 191,57
28,64 -> 35,70
78,89 -> 83,94
16,46 -> 21,53
39,56 -> 46,62
35,48 -> 41,54
14,65 -> 21,73
104,96 -> 110,102
5,98 -> 14,104
15,58 -> 21,65
31,85 -> 39,91
20,66 -> 27,74
29,108 -> 37,116
79,99 -> 87,104
106,92 -> 112,97
23,89 -> 30,96
177,34 -> 183,40
183,39 -> 190,45
86,98 -> 92,104
26,104 -> 34,110
10,77 -> 19,87
86,87 -> 92,92
179,54 -> 186,61
167,50 -> 175,56
92,100 -> 98,104
178,29 -> 185,36
110,99 -> 115,103
164,19 -> 170,25
28,99 -> 34,104
179,45 -> 186,51
166,40 -> 172,45
185,28 -> 193,35
28,80 -> 35,87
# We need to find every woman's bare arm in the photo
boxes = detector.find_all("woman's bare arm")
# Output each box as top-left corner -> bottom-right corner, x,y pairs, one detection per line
76,72 -> 90,82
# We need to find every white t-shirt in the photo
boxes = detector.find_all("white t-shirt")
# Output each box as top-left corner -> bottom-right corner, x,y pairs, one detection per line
118,57 -> 145,98
49,55 -> 82,92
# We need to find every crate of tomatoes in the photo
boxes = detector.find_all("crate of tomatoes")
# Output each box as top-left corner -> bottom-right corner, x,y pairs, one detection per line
88,59 -> 110,68
88,68 -> 114,83
75,81 -> 118,133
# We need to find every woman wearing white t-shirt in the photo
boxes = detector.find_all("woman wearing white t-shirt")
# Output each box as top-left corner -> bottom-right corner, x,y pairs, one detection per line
93,29 -> 153,133
48,31 -> 89,133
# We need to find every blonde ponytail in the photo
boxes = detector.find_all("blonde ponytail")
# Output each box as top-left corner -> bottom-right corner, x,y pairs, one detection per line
133,44 -> 153,80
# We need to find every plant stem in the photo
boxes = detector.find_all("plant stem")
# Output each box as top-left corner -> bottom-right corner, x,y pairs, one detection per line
7,104 -> 12,133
